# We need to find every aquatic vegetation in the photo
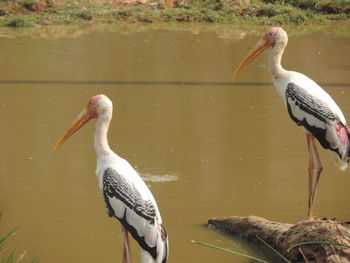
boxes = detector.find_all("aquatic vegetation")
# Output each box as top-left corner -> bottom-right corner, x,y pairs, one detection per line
192,240 -> 272,263
193,237 -> 350,262
192,237 -> 294,263
0,210 -> 39,263
287,240 -> 350,251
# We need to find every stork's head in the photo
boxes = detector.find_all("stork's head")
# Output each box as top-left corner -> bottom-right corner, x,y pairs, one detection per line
231,27 -> 288,81
53,94 -> 113,152
92,94 -> 113,121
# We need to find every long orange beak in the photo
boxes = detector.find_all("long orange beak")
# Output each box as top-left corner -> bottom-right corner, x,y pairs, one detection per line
231,34 -> 272,82
53,108 -> 93,152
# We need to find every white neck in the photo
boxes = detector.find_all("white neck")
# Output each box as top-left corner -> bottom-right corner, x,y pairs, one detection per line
94,112 -> 113,158
268,43 -> 286,79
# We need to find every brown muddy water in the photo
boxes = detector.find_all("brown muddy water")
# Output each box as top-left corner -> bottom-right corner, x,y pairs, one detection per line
0,24 -> 349,262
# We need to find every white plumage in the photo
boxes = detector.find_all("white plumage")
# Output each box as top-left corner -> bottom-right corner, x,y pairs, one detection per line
232,27 -> 350,221
54,94 -> 168,263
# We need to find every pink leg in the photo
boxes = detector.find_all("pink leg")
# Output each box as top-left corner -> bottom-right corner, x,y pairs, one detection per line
121,226 -> 132,263
311,136 -> 323,206
306,133 -> 315,221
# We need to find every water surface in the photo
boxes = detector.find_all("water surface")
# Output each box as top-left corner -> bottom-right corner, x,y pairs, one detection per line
0,23 -> 349,262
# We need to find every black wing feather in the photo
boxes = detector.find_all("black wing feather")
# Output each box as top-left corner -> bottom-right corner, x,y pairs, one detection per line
102,167 -> 158,259
103,167 -> 156,223
286,82 -> 337,152
286,82 -> 335,124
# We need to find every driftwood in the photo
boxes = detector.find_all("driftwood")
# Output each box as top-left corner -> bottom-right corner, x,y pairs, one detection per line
208,216 -> 350,263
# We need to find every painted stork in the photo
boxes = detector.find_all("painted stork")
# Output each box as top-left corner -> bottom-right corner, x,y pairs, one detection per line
231,27 -> 350,221
53,94 -> 169,263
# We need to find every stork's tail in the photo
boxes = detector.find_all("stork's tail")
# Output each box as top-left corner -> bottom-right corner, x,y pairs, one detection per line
141,225 -> 169,263
157,225 -> 169,263
333,124 -> 350,171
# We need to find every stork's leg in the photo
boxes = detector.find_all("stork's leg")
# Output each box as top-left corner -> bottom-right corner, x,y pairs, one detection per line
306,133 -> 315,221
121,226 -> 132,263
311,135 -> 323,206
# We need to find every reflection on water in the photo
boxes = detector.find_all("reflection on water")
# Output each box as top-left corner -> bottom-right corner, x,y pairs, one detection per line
0,24 -> 349,263
1,22 -> 350,40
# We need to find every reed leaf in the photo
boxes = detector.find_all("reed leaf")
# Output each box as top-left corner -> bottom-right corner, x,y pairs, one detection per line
5,248 -> 15,263
256,235 -> 292,263
191,240 -> 271,263
0,226 -> 21,246
0,210 -> 39,262
288,240 -> 350,252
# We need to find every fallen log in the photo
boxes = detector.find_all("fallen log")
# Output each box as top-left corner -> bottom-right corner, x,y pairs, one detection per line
208,216 -> 350,263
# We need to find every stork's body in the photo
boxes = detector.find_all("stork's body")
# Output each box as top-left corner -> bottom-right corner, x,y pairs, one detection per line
54,95 -> 168,263
232,27 -> 350,220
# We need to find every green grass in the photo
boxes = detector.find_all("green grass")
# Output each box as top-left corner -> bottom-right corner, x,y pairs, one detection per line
0,0 -> 349,27
0,211 -> 39,263
192,240 -> 272,263
4,15 -> 35,26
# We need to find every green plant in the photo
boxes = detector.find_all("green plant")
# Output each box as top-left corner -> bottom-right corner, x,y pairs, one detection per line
192,240 -> 271,263
0,0 -> 349,26
288,240 -> 350,251
75,10 -> 94,20
256,235 -> 292,263
4,15 -> 35,27
0,211 -> 39,263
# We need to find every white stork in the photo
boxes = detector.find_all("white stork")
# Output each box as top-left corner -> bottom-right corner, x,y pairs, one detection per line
53,94 -> 169,263
232,27 -> 350,221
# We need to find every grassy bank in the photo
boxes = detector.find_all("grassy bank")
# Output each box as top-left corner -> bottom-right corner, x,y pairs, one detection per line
0,0 -> 349,27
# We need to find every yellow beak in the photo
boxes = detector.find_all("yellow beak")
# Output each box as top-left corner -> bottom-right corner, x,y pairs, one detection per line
231,34 -> 271,82
53,108 -> 93,152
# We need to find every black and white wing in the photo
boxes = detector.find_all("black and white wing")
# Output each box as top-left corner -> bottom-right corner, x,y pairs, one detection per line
286,82 -> 350,165
102,167 -> 168,262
